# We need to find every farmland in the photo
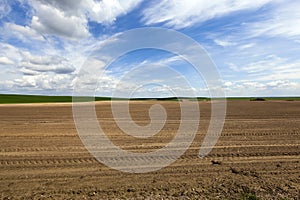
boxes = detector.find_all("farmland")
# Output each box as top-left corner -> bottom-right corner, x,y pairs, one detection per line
0,100 -> 299,199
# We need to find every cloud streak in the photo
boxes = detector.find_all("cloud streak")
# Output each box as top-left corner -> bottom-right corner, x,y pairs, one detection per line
142,0 -> 273,29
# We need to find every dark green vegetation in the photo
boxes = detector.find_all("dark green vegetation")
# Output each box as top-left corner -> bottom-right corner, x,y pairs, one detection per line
243,192 -> 259,200
0,94 -> 299,104
0,94 -> 111,104
0,94 -> 72,104
250,97 -> 266,101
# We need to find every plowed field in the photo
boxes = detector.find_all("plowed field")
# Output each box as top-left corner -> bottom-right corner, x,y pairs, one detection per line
0,101 -> 299,199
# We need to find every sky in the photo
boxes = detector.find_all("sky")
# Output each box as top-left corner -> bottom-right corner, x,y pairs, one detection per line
0,0 -> 299,97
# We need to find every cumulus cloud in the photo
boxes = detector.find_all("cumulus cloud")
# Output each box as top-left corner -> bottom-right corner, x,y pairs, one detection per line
13,74 -> 74,92
0,43 -> 23,64
88,0 -> 143,24
19,54 -> 76,75
1,23 -> 44,42
142,0 -> 273,29
30,1 -> 89,39
224,80 -> 300,96
0,73 -> 75,95
29,0 -> 142,39
0,57 -> 14,65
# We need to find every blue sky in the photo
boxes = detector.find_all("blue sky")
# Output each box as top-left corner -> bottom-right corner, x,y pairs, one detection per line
0,0 -> 299,97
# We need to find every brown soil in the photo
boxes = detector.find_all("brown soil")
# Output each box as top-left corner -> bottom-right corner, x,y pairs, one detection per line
0,100 -> 299,199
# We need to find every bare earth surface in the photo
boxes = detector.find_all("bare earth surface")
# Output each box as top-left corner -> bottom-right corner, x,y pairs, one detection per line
0,100 -> 299,199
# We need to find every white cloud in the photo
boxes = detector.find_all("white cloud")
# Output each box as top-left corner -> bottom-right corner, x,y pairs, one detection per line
35,0 -> 142,24
30,1 -> 89,39
0,43 -> 23,64
214,39 -> 236,47
85,0 -> 143,24
0,30 -> 119,94
223,80 -> 300,96
0,56 -> 14,65
139,55 -> 183,67
266,80 -> 294,88
8,70 -> 76,95
224,81 -> 233,87
226,63 -> 239,72
238,43 -> 255,50
239,55 -> 285,74
237,55 -> 300,81
0,0 -> 11,19
2,23 -> 44,42
0,40 -> 80,94
29,0 -> 142,39
19,54 -> 76,75
13,74 -> 74,92
0,41 -> 76,75
247,1 -> 300,38
142,0 -> 273,29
